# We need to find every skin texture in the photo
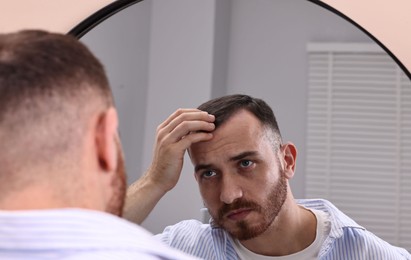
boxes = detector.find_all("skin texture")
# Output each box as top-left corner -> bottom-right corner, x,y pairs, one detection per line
190,110 -> 288,241
125,108 -> 317,256
124,109 -> 216,223
190,110 -> 317,255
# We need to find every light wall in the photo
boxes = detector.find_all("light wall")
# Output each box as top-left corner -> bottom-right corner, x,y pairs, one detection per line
82,0 -> 375,234
0,0 -> 114,33
1,0 -> 409,76
321,0 -> 411,76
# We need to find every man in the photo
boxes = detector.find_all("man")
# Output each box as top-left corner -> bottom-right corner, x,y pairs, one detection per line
0,30 -> 195,259
125,94 -> 411,259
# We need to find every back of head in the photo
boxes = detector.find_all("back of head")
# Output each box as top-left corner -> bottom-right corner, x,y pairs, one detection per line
197,94 -> 283,149
0,30 -> 113,198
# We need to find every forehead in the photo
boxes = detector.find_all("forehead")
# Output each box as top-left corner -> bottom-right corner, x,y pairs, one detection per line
189,110 -> 269,163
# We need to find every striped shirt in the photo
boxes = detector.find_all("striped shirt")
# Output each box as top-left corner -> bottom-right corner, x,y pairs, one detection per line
0,208 -> 197,260
155,199 -> 411,259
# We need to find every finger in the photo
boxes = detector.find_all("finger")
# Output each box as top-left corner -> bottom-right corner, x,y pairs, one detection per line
158,110 -> 215,140
157,109 -> 202,130
177,131 -> 214,150
169,111 -> 214,132
167,120 -> 215,143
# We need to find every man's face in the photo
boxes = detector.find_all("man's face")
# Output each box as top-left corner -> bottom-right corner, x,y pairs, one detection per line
190,110 -> 288,240
105,140 -> 127,217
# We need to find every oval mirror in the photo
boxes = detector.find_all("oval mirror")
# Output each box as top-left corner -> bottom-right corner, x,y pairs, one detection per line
71,0 -> 411,251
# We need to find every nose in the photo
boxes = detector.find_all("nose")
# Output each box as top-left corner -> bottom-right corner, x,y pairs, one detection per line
219,174 -> 243,204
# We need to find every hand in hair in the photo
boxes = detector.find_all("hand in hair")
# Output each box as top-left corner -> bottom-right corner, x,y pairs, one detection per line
124,108 -> 215,224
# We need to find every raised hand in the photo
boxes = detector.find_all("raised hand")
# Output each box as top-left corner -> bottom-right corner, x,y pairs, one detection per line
148,109 -> 215,191
124,109 -> 215,223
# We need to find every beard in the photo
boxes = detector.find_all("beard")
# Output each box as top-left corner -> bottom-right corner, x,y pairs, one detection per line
105,141 -> 127,217
212,170 -> 288,241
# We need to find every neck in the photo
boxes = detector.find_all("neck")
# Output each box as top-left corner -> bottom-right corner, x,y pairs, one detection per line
0,182 -> 97,211
239,195 -> 317,256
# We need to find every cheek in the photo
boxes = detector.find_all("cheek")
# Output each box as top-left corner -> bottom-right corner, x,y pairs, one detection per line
199,184 -> 219,208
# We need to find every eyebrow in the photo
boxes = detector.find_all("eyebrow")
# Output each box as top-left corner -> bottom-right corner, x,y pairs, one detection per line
229,151 -> 258,162
194,164 -> 213,173
194,151 -> 258,173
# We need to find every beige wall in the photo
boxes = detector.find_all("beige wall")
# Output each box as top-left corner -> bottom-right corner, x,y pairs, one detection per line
0,0 -> 409,73
0,0 -> 114,34
321,0 -> 411,75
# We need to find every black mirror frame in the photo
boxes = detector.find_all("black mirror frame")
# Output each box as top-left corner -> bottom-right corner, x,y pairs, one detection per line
68,0 -> 411,80
68,0 -> 144,39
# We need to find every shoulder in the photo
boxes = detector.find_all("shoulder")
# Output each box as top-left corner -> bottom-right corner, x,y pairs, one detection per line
324,227 -> 411,259
155,219 -> 214,245
296,198 -> 339,212
155,219 -> 230,259
296,200 -> 410,259
64,249 -> 196,260
0,209 -> 196,260
72,213 -> 199,259
297,198 -> 361,228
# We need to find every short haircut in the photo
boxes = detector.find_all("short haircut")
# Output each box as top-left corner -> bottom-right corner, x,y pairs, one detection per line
197,94 -> 283,149
0,30 -> 113,175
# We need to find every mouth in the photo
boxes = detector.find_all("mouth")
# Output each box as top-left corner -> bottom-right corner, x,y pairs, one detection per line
226,208 -> 253,221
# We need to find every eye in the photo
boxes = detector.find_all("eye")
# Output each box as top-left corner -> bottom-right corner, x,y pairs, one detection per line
202,170 -> 217,179
239,160 -> 254,168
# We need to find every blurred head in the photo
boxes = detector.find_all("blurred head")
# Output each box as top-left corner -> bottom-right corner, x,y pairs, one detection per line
0,30 -> 126,216
190,94 -> 296,240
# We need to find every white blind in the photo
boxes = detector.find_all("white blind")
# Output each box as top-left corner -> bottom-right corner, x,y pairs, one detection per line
306,43 -> 411,251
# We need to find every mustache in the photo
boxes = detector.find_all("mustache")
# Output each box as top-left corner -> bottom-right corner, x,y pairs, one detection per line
218,199 -> 262,219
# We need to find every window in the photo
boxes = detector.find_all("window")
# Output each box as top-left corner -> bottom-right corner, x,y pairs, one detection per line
306,43 -> 411,250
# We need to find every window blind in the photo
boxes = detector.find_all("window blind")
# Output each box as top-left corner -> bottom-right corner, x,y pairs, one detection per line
306,43 -> 411,250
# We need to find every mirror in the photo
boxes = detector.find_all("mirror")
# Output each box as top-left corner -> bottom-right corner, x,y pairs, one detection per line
76,0 -> 410,251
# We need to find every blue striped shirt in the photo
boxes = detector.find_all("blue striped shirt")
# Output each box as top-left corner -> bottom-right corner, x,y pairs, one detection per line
0,208 -> 197,260
155,199 -> 411,259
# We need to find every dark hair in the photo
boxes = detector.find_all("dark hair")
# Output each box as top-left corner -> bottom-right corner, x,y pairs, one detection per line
0,30 -> 113,171
0,30 -> 112,121
198,94 -> 283,147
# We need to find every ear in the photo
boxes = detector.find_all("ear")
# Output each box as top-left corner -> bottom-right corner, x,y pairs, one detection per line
280,142 -> 297,179
95,107 -> 119,173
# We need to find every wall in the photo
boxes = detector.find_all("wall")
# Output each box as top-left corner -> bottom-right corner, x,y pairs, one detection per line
224,0 -> 371,199
321,0 -> 411,77
0,0 -> 114,33
81,1 -> 151,188
81,0 -> 376,234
